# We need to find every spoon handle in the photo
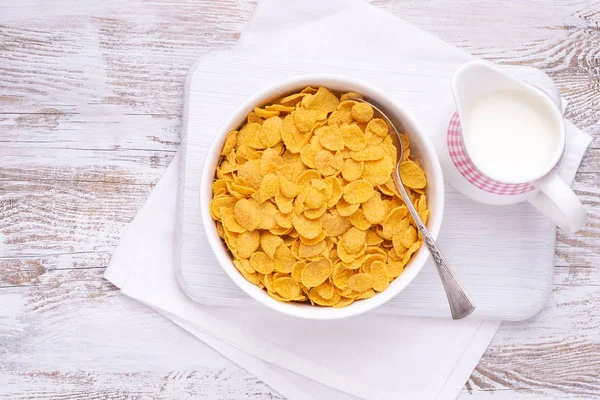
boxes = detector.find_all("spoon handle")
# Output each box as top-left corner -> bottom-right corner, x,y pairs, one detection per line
417,223 -> 476,319
393,172 -> 475,319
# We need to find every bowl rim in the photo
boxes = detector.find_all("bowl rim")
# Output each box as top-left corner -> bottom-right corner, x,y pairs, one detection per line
200,74 -> 445,320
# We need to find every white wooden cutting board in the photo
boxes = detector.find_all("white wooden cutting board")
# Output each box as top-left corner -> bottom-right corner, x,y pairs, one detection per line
175,50 -> 562,321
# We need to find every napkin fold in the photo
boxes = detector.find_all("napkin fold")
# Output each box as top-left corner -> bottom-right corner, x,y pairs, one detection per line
104,0 -> 591,399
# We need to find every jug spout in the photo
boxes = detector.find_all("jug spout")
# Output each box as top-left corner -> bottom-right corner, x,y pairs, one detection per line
452,60 -> 529,116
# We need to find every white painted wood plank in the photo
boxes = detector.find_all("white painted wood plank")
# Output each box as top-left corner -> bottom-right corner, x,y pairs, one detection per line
0,285 -> 282,399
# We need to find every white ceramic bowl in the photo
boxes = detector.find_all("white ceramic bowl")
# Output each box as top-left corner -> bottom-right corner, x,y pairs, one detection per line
200,75 -> 444,320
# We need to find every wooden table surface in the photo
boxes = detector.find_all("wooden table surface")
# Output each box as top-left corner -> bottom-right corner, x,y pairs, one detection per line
1,0 -> 599,398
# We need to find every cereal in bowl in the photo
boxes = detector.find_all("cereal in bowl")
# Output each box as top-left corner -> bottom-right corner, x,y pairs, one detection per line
210,86 -> 428,307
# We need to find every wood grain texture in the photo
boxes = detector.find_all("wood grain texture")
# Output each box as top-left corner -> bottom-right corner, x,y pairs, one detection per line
0,0 -> 599,399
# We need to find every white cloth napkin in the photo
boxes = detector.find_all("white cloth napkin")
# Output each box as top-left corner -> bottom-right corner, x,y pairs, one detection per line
105,153 -> 501,400
104,0 -> 591,399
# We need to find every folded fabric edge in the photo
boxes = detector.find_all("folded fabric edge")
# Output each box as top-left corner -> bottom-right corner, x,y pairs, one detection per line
103,154 -> 180,287
435,320 -> 501,399
152,299 -> 391,399
160,309 -> 321,400
565,120 -> 593,184
236,0 -> 365,51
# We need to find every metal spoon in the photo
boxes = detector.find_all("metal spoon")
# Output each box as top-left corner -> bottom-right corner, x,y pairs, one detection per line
352,98 -> 476,319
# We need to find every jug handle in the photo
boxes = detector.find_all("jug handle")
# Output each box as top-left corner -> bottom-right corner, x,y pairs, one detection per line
528,171 -> 587,233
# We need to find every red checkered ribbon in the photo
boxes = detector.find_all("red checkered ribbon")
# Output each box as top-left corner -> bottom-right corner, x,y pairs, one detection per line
447,111 -> 534,195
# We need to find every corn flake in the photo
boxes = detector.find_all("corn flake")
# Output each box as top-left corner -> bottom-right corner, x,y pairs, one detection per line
273,277 -> 301,300
361,195 -> 384,226
328,101 -> 354,126
298,240 -> 327,259
362,155 -> 395,186
292,213 -> 322,240
356,289 -> 376,300
341,159 -> 364,181
259,173 -> 280,203
366,118 -> 388,137
319,125 -> 345,151
387,261 -> 404,278
392,218 -> 412,254
333,297 -> 355,308
347,273 -> 374,292
221,131 -> 238,155
254,107 -> 280,119
321,210 -> 352,237
343,179 -> 373,204
247,112 -> 263,125
340,91 -> 363,102
309,287 -> 341,306
304,87 -> 339,114
273,243 -> 296,273
239,122 -> 263,149
266,104 -> 295,113
315,280 -> 335,299
351,102 -> 374,123
299,229 -> 326,245
350,145 -> 384,161
336,198 -> 360,217
341,227 -> 367,254
343,254 -> 365,270
369,261 -> 389,292
325,176 -> 343,207
314,150 -> 343,177
292,261 -> 306,282
366,229 -> 384,245
234,198 -> 260,231
400,160 -> 427,189
237,230 -> 260,259
294,109 -> 318,133
279,92 -> 306,106
348,209 -> 371,230
304,202 -> 327,219
258,201 -> 278,230
250,252 -> 274,274
341,123 -> 366,151
301,258 -> 332,288
259,116 -> 282,148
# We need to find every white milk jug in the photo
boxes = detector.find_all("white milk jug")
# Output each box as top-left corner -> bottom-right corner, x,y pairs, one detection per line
443,60 -> 586,233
